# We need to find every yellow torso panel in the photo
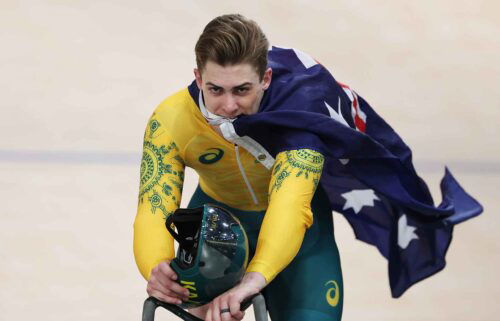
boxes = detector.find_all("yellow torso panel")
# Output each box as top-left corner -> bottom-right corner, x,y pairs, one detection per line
155,88 -> 271,211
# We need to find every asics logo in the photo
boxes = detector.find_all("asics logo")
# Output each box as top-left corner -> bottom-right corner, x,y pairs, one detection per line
199,148 -> 224,164
325,280 -> 340,307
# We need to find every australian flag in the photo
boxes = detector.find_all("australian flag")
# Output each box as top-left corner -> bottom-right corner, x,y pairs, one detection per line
189,46 -> 483,297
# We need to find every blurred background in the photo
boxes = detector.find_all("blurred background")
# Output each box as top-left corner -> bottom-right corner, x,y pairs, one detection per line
1,1 -> 498,320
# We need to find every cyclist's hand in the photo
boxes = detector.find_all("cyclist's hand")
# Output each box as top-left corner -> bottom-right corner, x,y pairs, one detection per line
206,272 -> 266,321
147,260 -> 189,305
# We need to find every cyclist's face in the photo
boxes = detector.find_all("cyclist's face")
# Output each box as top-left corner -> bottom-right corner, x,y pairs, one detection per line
194,61 -> 272,118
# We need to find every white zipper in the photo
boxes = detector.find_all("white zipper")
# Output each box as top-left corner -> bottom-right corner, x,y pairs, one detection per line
234,144 -> 259,205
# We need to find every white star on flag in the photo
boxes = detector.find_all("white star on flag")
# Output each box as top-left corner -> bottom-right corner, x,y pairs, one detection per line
339,158 -> 350,165
325,98 -> 349,127
398,214 -> 419,249
326,99 -> 350,165
341,189 -> 380,214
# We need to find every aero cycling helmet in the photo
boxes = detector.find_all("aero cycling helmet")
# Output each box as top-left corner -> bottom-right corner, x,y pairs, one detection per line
166,204 -> 249,308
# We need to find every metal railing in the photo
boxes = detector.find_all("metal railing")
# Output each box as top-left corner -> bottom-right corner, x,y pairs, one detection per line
142,294 -> 268,321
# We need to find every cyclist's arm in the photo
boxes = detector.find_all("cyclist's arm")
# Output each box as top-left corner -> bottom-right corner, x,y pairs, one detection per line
133,113 -> 185,280
246,149 -> 324,283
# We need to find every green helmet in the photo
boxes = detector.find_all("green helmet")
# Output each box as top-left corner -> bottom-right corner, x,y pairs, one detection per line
166,204 -> 249,308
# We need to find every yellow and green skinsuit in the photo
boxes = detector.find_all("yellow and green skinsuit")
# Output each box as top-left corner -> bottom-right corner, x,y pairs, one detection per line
135,88 -> 322,282
134,88 -> 343,320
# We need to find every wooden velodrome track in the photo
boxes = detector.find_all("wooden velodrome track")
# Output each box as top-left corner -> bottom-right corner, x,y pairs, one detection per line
1,1 -> 498,320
